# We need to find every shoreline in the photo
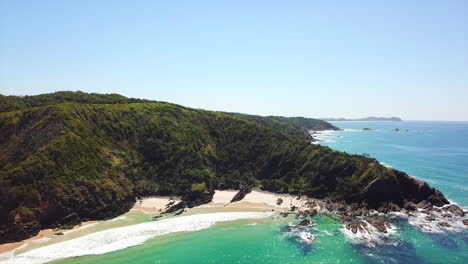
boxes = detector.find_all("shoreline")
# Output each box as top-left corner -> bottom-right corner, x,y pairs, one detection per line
0,189 -> 309,256
0,221 -> 96,255
2,189 -> 467,258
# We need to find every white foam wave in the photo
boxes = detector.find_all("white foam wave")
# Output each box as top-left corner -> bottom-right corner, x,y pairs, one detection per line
341,221 -> 398,247
1,212 -> 272,264
391,205 -> 468,233
310,130 -> 340,143
379,162 -> 392,168
343,129 -> 363,132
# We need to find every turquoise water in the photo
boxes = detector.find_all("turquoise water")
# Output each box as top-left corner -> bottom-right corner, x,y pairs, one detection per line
8,121 -> 468,264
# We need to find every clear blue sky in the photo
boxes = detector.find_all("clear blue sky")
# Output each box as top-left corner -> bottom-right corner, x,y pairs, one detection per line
1,0 -> 467,120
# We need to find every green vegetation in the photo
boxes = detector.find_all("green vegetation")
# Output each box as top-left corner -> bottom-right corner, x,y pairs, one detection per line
0,91 -> 153,112
0,92 -> 445,243
224,112 -> 338,141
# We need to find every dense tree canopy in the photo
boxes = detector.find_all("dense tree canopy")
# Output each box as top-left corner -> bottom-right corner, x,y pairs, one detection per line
0,92 -> 446,243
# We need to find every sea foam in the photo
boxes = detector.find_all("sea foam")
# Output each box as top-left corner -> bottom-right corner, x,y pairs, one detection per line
1,212 -> 272,264
341,221 -> 398,247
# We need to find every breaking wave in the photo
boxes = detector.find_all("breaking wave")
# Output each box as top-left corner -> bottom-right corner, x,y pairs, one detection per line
1,212 -> 272,264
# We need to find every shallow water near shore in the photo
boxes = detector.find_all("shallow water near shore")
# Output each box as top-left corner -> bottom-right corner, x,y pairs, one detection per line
2,121 -> 468,264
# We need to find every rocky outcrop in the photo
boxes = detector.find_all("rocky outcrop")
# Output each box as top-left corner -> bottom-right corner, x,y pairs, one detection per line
362,171 -> 449,209
230,188 -> 252,203
444,204 -> 465,217
346,221 -> 369,234
367,216 -> 392,233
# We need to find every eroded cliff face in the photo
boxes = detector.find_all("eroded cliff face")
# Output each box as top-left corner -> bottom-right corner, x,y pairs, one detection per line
0,96 -> 449,243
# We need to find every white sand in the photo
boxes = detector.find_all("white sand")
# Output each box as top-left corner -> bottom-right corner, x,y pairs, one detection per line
208,189 -> 311,211
1,190 -> 309,256
0,221 -> 97,255
132,196 -> 181,213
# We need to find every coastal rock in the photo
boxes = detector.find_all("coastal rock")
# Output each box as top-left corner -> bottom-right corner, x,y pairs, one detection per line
346,221 -> 369,234
444,204 -> 465,217
279,212 -> 289,218
367,216 -> 390,233
378,202 -> 401,213
403,202 -> 417,211
424,216 -> 435,222
276,198 -> 284,206
437,221 -> 452,228
462,219 -> 468,226
442,213 -> 453,218
0,221 -> 41,244
152,215 -> 163,220
416,200 -> 432,209
340,214 -> 354,222
165,200 -> 176,208
309,208 -> 318,217
230,188 -> 252,203
298,219 -> 312,226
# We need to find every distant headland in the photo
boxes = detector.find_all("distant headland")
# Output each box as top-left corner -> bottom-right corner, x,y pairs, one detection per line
322,117 -> 402,122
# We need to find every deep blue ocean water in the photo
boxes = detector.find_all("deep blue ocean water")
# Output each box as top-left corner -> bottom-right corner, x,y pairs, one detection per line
318,121 -> 468,205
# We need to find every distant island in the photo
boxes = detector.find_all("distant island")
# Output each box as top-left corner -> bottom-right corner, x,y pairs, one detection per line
322,117 -> 402,122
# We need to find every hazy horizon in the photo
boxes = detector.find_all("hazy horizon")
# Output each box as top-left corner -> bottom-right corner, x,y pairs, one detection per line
1,1 -> 467,121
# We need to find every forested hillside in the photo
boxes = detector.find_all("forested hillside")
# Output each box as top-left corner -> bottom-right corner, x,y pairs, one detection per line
0,92 -> 447,243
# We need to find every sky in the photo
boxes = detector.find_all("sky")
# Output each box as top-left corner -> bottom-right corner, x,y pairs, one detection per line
1,0 -> 467,121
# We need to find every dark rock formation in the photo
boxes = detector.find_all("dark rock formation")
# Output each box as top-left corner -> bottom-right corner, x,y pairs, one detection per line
367,216 -> 390,233
437,221 -> 452,228
444,204 -> 465,217
346,221 -> 369,234
230,188 -> 252,203
276,198 -> 284,206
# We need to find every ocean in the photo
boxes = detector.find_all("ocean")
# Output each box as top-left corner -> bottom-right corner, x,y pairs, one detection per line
3,121 -> 468,264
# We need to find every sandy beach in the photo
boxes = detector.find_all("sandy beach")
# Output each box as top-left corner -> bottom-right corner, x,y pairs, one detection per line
0,221 -> 96,254
0,189 -> 308,256
208,189 -> 311,211
132,196 -> 181,213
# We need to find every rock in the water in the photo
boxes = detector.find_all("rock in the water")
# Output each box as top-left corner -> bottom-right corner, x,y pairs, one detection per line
424,215 -> 435,222
346,221 -> 369,234
442,213 -> 453,218
367,216 -> 389,233
308,208 -> 318,217
437,221 -> 452,228
445,204 -> 465,217
462,219 -> 468,226
299,219 -> 311,226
